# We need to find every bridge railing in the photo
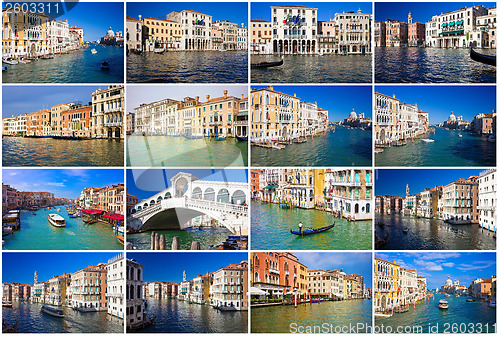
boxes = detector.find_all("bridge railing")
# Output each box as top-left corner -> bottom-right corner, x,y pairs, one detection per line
185,198 -> 248,216
128,203 -> 163,220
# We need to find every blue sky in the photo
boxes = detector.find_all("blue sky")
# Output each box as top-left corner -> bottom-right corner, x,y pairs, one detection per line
3,86 -> 101,118
127,252 -> 247,283
3,169 -> 124,199
3,252 -> 121,284
252,2 -> 371,21
127,2 -> 248,28
376,252 -> 496,289
127,85 -> 247,114
375,169 -> 483,197
375,2 -> 496,23
252,86 -> 372,122
127,168 -> 248,201
375,86 -> 496,124
295,252 -> 372,286
2,2 -> 124,41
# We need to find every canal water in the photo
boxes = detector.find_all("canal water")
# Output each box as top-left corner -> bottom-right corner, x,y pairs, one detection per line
376,294 -> 496,333
375,47 -> 496,83
2,137 -> 124,167
251,54 -> 372,83
375,128 -> 496,167
3,208 -> 123,250
2,301 -> 123,333
2,44 -> 124,83
140,298 -> 248,333
127,51 -> 248,83
251,299 -> 372,333
127,227 -> 233,250
251,202 -> 372,250
251,127 -> 372,167
126,135 -> 248,167
375,213 -> 496,251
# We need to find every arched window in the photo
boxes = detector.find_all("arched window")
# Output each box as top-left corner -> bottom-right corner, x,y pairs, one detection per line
231,190 -> 246,205
165,192 -> 172,199
217,189 -> 230,203
192,187 -> 203,199
204,188 -> 215,201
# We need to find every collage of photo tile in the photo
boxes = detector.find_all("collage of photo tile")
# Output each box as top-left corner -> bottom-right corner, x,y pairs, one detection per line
1,0 -> 497,335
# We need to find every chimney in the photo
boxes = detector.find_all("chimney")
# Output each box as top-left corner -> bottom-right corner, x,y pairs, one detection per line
224,90 -> 228,98
294,93 -> 296,97
139,15 -> 142,21
195,96 -> 199,103
241,94 -> 244,99
206,95 -> 210,101
393,94 -> 396,98
268,85 -> 273,90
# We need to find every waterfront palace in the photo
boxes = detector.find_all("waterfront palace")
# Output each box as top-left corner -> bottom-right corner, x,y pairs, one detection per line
375,5 -> 496,48
250,252 -> 371,302
2,8 -> 84,58
250,86 -> 328,142
126,10 -> 247,52
129,90 -> 248,139
126,258 -> 248,330
374,257 -> 427,313
376,169 -> 496,232
2,184 -> 71,215
252,169 -> 372,221
251,5 -> 372,55
3,254 -> 125,319
2,86 -> 124,139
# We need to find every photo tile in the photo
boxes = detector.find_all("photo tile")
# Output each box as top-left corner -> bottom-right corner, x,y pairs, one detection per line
374,251 -> 496,333
374,2 -> 496,83
250,2 -> 373,83
126,168 -> 248,251
2,168 -> 125,250
251,168 -> 373,250
2,252 -> 125,333
126,2 -> 248,83
374,85 -> 496,167
375,168 -> 496,251
126,251 -> 249,333
2,85 -> 125,167
2,1 -> 125,84
250,251 -> 372,333
125,85 -> 249,167
250,85 -> 372,167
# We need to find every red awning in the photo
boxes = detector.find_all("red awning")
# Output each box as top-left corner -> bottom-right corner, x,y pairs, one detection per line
81,208 -> 104,215
102,213 -> 124,221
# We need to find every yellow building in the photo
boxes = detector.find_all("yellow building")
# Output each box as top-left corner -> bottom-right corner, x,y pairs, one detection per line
2,9 -> 50,58
142,17 -> 181,50
296,261 -> 308,296
374,257 -> 400,312
313,169 -> 326,206
250,20 -> 272,53
201,90 -> 242,138
374,92 -> 400,146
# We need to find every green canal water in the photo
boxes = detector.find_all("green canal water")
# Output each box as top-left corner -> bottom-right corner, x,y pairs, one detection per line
251,299 -> 372,333
3,208 -> 123,250
376,294 -> 496,333
127,227 -> 233,250
251,202 -> 372,250
127,135 -> 248,167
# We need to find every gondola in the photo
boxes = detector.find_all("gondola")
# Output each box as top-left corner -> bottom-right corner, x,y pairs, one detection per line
236,135 -> 248,141
251,58 -> 284,69
290,223 -> 335,236
470,44 -> 496,66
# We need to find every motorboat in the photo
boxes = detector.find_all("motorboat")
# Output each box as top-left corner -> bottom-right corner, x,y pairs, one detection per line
2,57 -> 18,65
101,60 -> 110,70
438,299 -> 449,309
422,138 -> 434,143
2,300 -> 13,307
91,48 -> 97,54
489,300 -> 496,308
374,311 -> 393,318
458,134 -> 463,137
48,214 -> 65,227
41,304 -> 64,317
488,135 -> 495,143
57,208 -> 61,212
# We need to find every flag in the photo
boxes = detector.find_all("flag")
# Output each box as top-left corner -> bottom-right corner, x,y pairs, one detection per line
195,18 -> 199,24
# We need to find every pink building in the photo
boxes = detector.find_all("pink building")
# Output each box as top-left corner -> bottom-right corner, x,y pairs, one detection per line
408,22 -> 425,46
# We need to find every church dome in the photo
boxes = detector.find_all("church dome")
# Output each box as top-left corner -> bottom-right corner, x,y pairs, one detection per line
445,276 -> 453,287
448,111 -> 456,122
349,108 -> 357,119
106,27 -> 115,38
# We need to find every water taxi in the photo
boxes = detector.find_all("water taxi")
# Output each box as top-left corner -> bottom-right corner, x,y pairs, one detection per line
91,48 -> 97,54
2,300 -> 13,307
374,311 -> 393,318
422,138 -> 434,143
48,214 -> 65,227
41,304 -> 64,317
438,299 -> 449,309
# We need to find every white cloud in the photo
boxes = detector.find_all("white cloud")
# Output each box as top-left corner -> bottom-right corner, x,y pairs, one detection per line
442,262 -> 455,268
457,261 -> 496,271
46,182 -> 65,187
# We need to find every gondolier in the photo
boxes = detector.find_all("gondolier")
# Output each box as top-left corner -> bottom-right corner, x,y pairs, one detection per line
298,222 -> 303,234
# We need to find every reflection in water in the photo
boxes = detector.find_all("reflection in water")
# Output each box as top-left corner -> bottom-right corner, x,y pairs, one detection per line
251,54 -> 372,83
126,135 -> 248,167
2,301 -> 123,333
375,129 -> 496,167
3,137 -> 124,167
251,127 -> 372,166
251,299 -> 372,333
375,213 -> 495,250
375,47 -> 496,83
2,44 -> 124,83
251,202 -> 372,250
140,298 -> 248,333
127,51 -> 248,83
376,294 -> 496,333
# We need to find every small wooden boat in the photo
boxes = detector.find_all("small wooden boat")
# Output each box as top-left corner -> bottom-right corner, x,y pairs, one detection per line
41,304 -> 64,317
489,300 -> 496,308
131,50 -> 142,55
215,137 -> 226,141
374,311 -> 392,318
2,301 -> 13,307
438,299 -> 449,309
402,228 -> 409,234
290,223 -> 335,236
101,60 -> 110,70
374,148 -> 384,153
311,299 -> 323,303
2,66 -> 7,71
91,48 -> 97,54
236,135 -> 248,141
48,214 -> 65,227
40,54 -> 54,59
466,298 -> 474,302
470,44 -> 496,66
251,58 -> 284,69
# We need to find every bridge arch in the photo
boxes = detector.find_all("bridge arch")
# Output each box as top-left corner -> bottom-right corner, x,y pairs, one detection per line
174,177 -> 189,197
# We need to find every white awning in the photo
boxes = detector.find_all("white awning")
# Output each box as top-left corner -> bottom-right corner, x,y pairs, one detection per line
250,287 -> 267,295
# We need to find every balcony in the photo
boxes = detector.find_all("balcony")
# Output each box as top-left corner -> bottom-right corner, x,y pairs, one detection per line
104,107 -> 123,114
104,121 -> 122,127
209,121 -> 222,126
268,267 -> 280,275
